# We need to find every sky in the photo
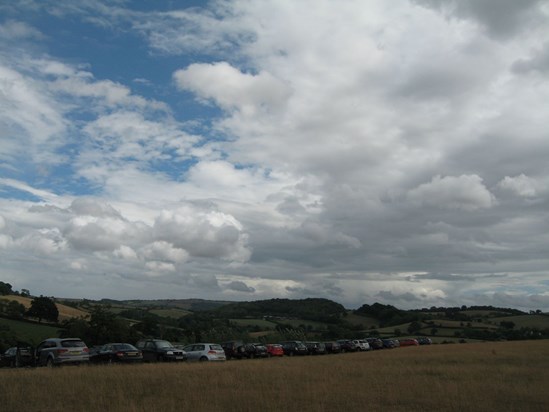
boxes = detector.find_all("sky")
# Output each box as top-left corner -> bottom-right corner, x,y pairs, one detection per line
1,0 -> 548,311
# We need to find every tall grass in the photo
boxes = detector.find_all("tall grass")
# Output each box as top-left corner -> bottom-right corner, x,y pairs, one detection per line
1,340 -> 548,411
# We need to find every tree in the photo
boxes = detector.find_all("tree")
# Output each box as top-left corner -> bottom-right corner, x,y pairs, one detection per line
408,321 -> 423,334
0,281 -> 14,296
500,321 -> 515,330
26,296 -> 59,323
6,300 -> 26,319
20,289 -> 30,297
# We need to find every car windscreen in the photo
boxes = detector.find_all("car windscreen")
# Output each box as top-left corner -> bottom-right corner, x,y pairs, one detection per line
61,340 -> 86,348
156,341 -> 173,348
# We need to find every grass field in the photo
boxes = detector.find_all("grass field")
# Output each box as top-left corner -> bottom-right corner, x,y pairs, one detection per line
1,340 -> 548,411
491,314 -> 549,329
0,318 -> 62,345
149,308 -> 191,319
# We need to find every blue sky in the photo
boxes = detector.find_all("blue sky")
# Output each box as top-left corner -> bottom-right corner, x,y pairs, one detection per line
1,0 -> 549,310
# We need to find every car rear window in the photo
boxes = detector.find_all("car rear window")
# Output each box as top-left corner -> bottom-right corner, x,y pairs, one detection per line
210,344 -> 223,350
61,340 -> 86,348
113,344 -> 136,350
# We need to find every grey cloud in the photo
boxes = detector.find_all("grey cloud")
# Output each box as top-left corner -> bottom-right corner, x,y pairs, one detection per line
226,280 -> 255,293
512,43 -> 549,75
70,198 -> 123,219
153,208 -> 251,262
377,291 -> 422,302
285,281 -> 344,299
413,0 -> 545,38
188,273 -> 221,290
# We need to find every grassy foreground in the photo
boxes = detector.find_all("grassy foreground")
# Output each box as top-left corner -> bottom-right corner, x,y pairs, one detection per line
1,340 -> 548,412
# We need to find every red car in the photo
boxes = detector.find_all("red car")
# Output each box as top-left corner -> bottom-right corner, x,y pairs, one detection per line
265,344 -> 284,357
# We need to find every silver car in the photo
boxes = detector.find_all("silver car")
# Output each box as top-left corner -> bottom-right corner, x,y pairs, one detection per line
183,343 -> 226,362
352,339 -> 371,351
35,338 -> 90,367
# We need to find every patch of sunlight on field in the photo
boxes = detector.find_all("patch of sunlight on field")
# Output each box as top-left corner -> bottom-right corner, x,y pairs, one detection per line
1,340 -> 548,411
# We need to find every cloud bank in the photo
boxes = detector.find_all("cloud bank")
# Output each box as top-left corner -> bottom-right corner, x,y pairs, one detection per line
1,0 -> 548,310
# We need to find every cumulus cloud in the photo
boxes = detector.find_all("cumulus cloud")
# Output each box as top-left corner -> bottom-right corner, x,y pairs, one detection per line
173,62 -> 291,113
497,174 -> 542,198
153,206 -> 251,262
407,175 -> 496,211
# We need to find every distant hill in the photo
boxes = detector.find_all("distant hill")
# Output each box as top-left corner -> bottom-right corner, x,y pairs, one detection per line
60,298 -> 232,312
2,289 -> 548,350
212,298 -> 347,323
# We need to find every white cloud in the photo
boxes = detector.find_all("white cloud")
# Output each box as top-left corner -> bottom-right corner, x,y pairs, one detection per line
174,62 -> 291,113
0,20 -> 44,40
140,241 -> 189,264
407,175 -> 496,210
113,245 -> 138,260
0,64 -> 67,162
497,174 -> 543,197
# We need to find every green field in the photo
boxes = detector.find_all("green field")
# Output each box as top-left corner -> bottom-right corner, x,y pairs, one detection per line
0,318 -> 61,345
491,314 -> 549,328
343,312 -> 378,328
229,318 -> 278,329
149,308 -> 191,319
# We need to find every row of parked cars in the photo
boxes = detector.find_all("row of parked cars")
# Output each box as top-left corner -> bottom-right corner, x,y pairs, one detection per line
0,336 -> 431,368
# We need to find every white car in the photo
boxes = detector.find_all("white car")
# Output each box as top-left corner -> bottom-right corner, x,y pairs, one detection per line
352,339 -> 371,351
183,343 -> 226,362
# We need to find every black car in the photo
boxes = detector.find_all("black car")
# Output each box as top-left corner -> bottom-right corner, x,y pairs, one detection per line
89,343 -> 143,364
135,339 -> 186,362
280,341 -> 308,356
221,341 -> 249,359
336,340 -> 358,353
305,341 -> 326,355
366,338 -> 384,350
251,343 -> 269,358
324,341 -> 342,354
416,337 -> 432,345
382,339 -> 397,349
1,346 -> 34,368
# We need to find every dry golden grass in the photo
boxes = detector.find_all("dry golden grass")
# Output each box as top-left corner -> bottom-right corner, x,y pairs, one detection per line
1,340 -> 548,412
0,295 -> 89,320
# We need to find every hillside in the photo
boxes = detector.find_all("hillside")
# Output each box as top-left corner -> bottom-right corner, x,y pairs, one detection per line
0,295 -> 89,321
1,291 -> 548,351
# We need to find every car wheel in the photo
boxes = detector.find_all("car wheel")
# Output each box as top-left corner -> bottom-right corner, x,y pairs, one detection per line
157,355 -> 164,362
46,357 -> 54,368
199,356 -> 208,362
289,351 -> 294,357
